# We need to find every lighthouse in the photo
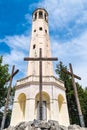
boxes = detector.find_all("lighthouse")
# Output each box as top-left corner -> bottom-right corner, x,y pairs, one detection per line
11,8 -> 70,127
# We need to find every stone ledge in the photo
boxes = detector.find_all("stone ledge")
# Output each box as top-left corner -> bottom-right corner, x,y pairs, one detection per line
16,75 -> 65,91
4,120 -> 87,130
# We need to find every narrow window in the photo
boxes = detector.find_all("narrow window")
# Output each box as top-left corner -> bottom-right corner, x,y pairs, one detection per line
45,30 -> 47,33
33,12 -> 37,21
39,11 -> 43,18
45,13 -> 46,21
35,13 -> 37,19
44,13 -> 48,22
34,29 -> 36,32
33,44 -> 36,49
39,27 -> 42,31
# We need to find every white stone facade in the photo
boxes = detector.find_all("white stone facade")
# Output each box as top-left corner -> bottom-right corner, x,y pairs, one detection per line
11,8 -> 70,127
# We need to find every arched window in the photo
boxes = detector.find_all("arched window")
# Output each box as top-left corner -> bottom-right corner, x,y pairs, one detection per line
39,11 -> 43,19
35,13 -> 37,19
35,92 -> 50,120
44,13 -> 48,22
33,12 -> 37,21
45,13 -> 46,20
37,101 -> 47,120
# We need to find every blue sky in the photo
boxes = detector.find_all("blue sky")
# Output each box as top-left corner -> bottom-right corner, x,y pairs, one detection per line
0,0 -> 87,88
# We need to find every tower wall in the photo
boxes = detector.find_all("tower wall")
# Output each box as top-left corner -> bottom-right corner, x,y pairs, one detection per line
27,8 -> 54,76
11,76 -> 70,126
11,8 -> 70,127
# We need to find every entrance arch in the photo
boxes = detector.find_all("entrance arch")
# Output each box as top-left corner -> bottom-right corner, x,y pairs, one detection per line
35,91 -> 50,120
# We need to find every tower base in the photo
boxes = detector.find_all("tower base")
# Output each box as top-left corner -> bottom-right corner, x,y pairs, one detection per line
11,75 -> 70,127
7,120 -> 86,130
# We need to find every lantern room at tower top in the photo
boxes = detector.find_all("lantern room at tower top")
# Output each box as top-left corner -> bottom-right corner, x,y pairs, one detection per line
10,8 -> 70,127
32,8 -> 48,22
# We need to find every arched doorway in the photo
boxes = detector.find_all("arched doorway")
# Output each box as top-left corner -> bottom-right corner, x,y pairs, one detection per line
35,91 -> 50,120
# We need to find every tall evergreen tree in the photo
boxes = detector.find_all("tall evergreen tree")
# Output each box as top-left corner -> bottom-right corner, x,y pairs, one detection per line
55,62 -> 80,125
82,87 -> 87,126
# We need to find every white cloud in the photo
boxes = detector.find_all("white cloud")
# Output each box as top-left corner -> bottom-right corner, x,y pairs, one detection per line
4,50 -> 25,71
1,0 -> 87,88
37,0 -> 87,31
0,34 -> 30,82
32,0 -> 87,87
1,35 -> 30,52
51,30 -> 87,88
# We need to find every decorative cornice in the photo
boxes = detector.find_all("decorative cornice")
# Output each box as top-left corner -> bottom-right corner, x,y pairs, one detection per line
15,75 -> 66,91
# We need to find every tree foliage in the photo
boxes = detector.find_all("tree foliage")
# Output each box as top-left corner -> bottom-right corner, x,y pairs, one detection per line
0,56 -> 10,108
55,62 -> 87,126
0,56 -> 15,128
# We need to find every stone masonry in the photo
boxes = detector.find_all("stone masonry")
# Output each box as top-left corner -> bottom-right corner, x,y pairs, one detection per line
4,120 -> 87,130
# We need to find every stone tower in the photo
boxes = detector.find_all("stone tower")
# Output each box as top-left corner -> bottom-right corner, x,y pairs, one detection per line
27,8 -> 53,76
11,8 -> 70,126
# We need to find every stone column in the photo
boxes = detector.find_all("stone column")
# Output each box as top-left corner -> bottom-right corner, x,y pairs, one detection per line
50,99 -> 59,121
59,101 -> 70,126
27,99 -> 35,121
10,102 -> 21,126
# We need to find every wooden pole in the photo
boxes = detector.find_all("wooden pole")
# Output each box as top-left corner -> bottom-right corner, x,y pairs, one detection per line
39,48 -> 43,120
24,48 -> 58,120
1,65 -> 19,130
69,63 -> 85,127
